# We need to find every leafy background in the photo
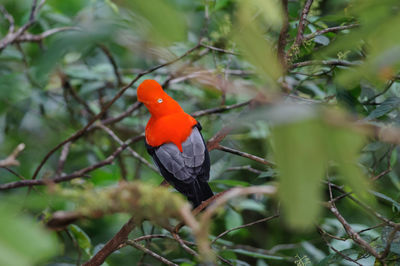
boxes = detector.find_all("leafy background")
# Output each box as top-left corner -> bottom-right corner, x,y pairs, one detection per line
1,0 -> 400,265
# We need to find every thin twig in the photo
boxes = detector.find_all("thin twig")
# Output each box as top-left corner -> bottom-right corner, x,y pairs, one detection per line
192,100 -> 251,118
211,214 -> 280,245
320,232 -> 363,266
0,0 -> 41,52
126,240 -> 178,266
216,145 -> 275,166
97,123 -> 158,172
303,24 -> 359,41
60,72 -> 95,116
96,102 -> 143,128
290,59 -> 361,69
131,234 -> 195,246
380,225 -> 400,259
0,5 -> 15,33
196,186 -> 277,262
99,44 -> 123,86
14,27 -> 79,43
226,165 -> 263,175
0,143 -> 25,167
0,136 -> 142,190
327,183 -> 382,260
55,141 -> 71,178
362,79 -> 395,105
200,43 -> 238,55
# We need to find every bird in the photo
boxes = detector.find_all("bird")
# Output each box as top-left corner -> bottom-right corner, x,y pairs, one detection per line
137,79 -> 213,208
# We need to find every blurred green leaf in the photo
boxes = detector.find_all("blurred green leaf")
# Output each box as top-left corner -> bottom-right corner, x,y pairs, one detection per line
0,204 -> 59,266
128,0 -> 186,44
233,0 -> 283,85
272,110 -> 369,229
327,125 -> 369,200
214,0 -> 230,11
272,119 -> 326,229
105,0 -> 119,14
390,149 -> 397,168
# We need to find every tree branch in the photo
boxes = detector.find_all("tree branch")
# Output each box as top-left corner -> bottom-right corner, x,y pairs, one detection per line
277,0 -> 289,68
125,240 -> 178,266
83,217 -> 136,266
0,143 -> 25,168
0,136 -> 142,190
97,123 -> 158,172
211,214 -> 280,245
216,144 -> 275,166
0,0 -> 42,52
99,44 -> 123,87
303,24 -> 359,41
192,100 -> 251,118
290,59 -> 361,69
287,0 -> 314,60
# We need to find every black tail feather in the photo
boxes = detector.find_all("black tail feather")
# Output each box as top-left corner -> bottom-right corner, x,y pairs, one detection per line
187,180 -> 213,208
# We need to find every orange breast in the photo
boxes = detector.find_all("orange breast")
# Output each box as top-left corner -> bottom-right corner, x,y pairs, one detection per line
145,112 -> 197,152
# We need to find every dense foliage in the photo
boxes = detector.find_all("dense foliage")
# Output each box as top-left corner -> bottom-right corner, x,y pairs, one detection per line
1,0 -> 400,265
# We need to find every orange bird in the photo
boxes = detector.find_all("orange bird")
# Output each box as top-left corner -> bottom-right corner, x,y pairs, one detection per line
137,79 -> 213,207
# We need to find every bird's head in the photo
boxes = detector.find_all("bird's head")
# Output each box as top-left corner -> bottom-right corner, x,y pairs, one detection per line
137,79 -> 183,118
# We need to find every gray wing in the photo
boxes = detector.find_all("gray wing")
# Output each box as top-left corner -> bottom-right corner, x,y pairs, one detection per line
154,127 -> 206,183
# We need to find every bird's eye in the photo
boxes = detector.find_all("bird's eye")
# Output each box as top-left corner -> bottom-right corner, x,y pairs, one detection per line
157,98 -> 163,103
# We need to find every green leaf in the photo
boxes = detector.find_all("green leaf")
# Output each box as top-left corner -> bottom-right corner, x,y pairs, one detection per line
243,0 -> 283,29
258,169 -> 276,178
272,119 -> 326,229
370,191 -> 400,212
69,224 -> 92,255
366,97 -> 400,120
236,199 -> 266,213
314,35 -> 330,46
233,0 -> 283,85
129,0 -> 186,44
272,111 -> 370,229
214,0 -> 230,11
225,208 -> 243,233
327,126 -> 370,200
0,204 -> 59,266
317,249 -> 358,265
390,149 -> 398,167
105,0 -> 119,14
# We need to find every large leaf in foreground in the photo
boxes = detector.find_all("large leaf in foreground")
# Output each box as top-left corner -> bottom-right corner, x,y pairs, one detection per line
271,108 -> 370,229
0,204 -> 59,266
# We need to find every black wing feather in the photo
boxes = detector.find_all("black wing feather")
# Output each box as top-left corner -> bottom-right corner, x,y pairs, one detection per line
145,123 -> 213,207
